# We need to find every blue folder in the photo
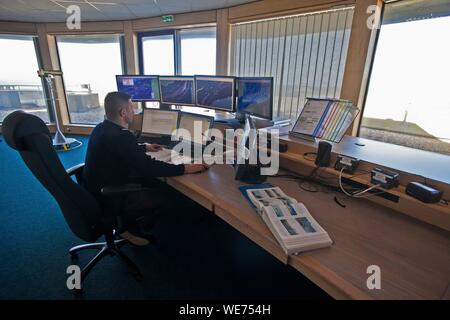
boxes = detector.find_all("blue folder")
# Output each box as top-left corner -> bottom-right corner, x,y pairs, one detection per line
238,183 -> 273,208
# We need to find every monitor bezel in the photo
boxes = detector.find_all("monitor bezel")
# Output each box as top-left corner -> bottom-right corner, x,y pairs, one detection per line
178,111 -> 215,145
194,75 -> 236,112
236,76 -> 274,121
159,75 -> 196,106
141,108 -> 180,137
115,74 -> 161,102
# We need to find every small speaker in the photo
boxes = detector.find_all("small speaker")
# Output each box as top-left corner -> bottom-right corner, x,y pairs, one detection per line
315,141 -> 332,167
406,182 -> 443,203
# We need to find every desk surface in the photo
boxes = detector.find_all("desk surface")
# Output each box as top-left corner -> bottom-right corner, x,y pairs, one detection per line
282,134 -> 450,185
166,164 -> 450,300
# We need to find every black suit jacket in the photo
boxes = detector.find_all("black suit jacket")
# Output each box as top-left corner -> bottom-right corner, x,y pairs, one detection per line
83,120 -> 184,199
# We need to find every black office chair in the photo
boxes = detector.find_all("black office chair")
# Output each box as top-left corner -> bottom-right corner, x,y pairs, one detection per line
2,111 -> 150,292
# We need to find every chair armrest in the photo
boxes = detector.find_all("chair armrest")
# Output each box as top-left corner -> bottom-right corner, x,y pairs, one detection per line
66,163 -> 84,184
100,184 -> 151,197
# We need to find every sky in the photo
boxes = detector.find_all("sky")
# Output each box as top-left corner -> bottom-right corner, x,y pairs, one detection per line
57,39 -> 123,104
142,35 -> 216,75
364,16 -> 450,140
0,37 -> 42,87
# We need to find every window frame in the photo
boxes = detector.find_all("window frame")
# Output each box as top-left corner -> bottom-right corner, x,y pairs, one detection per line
137,29 -> 178,75
357,0 -> 450,156
355,3 -> 386,137
137,27 -> 217,110
138,26 -> 217,77
54,33 -> 126,125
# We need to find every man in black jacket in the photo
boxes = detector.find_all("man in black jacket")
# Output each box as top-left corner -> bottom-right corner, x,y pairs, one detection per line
83,91 -> 206,245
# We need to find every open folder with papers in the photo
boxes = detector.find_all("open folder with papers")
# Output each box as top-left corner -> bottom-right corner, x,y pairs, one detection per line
290,98 -> 359,143
240,185 -> 333,255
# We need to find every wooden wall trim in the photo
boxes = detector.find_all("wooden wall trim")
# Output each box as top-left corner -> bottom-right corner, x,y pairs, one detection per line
44,21 -> 124,34
36,24 -> 71,127
123,20 -> 139,75
340,0 -> 381,134
228,0 -> 355,23
63,124 -> 94,136
216,8 -> 230,75
0,21 -> 37,34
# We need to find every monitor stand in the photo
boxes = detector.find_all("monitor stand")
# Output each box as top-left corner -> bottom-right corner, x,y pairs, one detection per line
160,103 -> 172,110
215,112 -> 290,129
214,111 -> 245,128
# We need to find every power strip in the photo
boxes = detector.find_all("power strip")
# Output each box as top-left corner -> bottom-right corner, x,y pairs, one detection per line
371,167 -> 399,189
335,155 -> 359,173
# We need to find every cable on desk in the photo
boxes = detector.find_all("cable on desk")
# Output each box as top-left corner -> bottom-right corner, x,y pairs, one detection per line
299,181 -> 320,193
334,196 -> 346,208
273,166 -> 389,203
303,152 -> 317,162
338,167 -> 381,198
309,166 -> 320,178
273,173 -> 351,196
273,172 -> 362,193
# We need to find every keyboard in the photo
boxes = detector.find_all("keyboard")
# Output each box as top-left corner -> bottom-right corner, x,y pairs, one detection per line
147,148 -> 173,162
147,148 -> 194,165
147,148 -> 216,166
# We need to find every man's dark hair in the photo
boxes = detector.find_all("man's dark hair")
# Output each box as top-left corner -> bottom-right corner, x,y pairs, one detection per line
104,91 -> 131,120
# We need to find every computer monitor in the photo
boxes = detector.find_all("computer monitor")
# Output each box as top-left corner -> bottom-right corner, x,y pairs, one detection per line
195,75 -> 235,112
141,109 -> 179,136
237,114 -> 257,160
177,112 -> 214,146
159,76 -> 195,106
235,115 -> 266,183
116,75 -> 160,102
236,77 -> 273,120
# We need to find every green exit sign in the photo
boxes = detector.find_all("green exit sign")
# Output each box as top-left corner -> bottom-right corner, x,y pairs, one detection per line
162,15 -> 174,23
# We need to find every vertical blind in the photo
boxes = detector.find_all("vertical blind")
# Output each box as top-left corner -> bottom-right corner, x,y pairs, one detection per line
229,7 -> 354,120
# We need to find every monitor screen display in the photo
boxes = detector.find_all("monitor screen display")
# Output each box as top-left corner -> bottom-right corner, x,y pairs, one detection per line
160,76 -> 195,106
116,75 -> 160,101
195,76 -> 235,112
177,112 -> 214,145
237,77 -> 273,120
142,109 -> 179,136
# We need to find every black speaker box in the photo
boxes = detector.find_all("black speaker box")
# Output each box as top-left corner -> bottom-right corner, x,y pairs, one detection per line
315,141 -> 332,167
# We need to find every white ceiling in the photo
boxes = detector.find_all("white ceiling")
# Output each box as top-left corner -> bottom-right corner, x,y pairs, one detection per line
0,0 -> 258,23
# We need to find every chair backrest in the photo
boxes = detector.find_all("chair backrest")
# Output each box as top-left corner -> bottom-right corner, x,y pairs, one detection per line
2,111 -> 103,243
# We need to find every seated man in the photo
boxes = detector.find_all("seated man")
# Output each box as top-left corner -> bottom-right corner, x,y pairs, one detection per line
83,91 -> 206,246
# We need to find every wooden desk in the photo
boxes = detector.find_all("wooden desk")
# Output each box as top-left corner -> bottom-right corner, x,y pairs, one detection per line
166,165 -> 450,300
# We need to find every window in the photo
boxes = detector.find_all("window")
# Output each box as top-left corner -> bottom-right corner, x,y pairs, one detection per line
138,27 -> 216,109
360,0 -> 450,155
0,35 -> 49,123
56,35 -> 124,125
179,28 -> 216,75
139,27 -> 216,76
140,31 -> 175,75
229,8 -> 354,120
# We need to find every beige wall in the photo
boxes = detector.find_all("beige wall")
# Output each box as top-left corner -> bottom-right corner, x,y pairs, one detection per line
0,0 -> 379,135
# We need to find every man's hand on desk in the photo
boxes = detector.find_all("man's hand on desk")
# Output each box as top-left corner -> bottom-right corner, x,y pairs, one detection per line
184,163 -> 208,174
144,143 -> 163,152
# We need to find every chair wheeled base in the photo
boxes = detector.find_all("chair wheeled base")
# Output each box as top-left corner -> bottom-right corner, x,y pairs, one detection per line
69,231 -> 143,294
